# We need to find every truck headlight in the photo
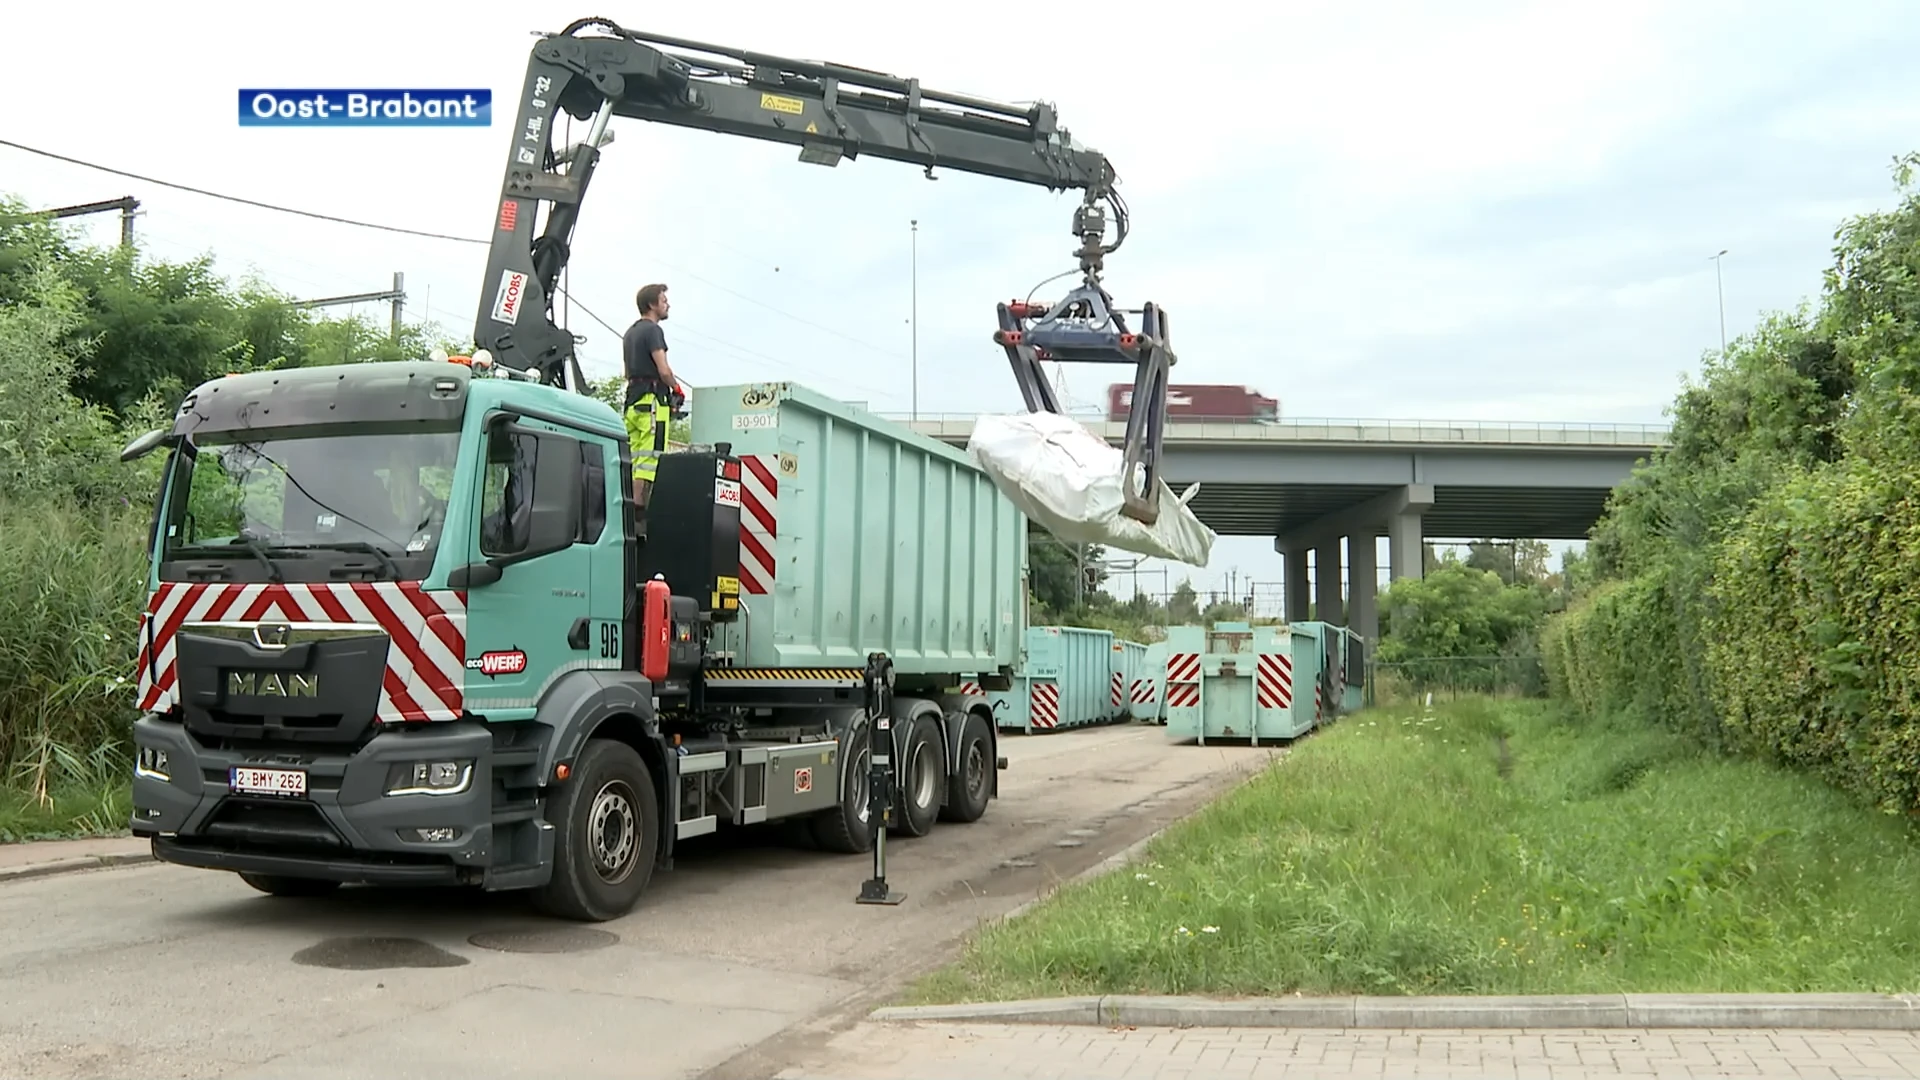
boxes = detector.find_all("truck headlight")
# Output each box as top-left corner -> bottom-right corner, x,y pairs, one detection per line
384,760 -> 474,796
136,747 -> 170,781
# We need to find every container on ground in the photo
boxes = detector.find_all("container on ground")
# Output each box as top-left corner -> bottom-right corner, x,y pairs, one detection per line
1109,638 -> 1150,720
1137,639 -> 1168,723
991,625 -> 1117,733
1160,620 -> 1366,743
689,381 -> 1027,686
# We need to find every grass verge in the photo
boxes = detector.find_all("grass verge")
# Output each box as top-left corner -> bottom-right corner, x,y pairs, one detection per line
0,777 -> 130,843
906,697 -> 1920,1003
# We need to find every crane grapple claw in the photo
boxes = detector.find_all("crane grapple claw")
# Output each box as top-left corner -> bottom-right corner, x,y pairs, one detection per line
995,279 -> 1172,525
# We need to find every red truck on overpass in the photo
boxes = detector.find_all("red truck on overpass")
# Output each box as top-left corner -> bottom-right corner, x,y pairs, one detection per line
1108,383 -> 1279,423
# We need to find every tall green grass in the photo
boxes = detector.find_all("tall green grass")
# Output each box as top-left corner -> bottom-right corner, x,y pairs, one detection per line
0,498 -> 150,826
907,697 -> 1920,1002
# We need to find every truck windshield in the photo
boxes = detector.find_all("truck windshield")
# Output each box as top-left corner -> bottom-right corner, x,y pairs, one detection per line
161,427 -> 461,578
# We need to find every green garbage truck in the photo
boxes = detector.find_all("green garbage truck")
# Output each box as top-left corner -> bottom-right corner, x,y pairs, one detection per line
122,367 -> 1023,919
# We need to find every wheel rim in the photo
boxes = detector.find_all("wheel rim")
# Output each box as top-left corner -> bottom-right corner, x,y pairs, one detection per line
589,779 -> 640,885
909,737 -> 938,810
963,738 -> 988,802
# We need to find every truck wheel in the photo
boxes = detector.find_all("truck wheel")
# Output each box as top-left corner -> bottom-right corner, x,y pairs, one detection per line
939,712 -> 993,823
238,872 -> 342,898
532,738 -> 659,922
810,722 -> 874,855
897,713 -> 941,838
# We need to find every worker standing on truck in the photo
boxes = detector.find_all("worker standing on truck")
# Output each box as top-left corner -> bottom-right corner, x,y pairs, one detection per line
623,282 -> 683,505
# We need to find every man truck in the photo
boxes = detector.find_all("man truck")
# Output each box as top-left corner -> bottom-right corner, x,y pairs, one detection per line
118,18 -> 1174,921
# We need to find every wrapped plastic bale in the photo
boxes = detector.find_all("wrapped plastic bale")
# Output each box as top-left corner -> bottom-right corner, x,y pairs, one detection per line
965,411 -> 1216,566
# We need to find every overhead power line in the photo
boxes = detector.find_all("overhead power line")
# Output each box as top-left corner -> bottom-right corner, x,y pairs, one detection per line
0,138 -> 486,245
0,137 -> 913,362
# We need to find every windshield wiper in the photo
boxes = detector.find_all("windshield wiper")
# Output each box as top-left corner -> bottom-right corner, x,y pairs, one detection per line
171,536 -> 288,582
239,534 -> 286,582
279,540 -> 402,580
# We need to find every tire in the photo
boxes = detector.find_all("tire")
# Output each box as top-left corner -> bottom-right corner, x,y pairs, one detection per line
238,872 -> 342,898
939,711 -> 993,824
531,738 -> 659,922
810,722 -> 875,854
896,712 -> 942,838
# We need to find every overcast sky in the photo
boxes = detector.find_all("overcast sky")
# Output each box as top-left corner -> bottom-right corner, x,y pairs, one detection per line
8,0 -> 1920,611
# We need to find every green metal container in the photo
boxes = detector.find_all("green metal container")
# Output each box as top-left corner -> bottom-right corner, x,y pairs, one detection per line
1163,622 -> 1322,743
991,625 -> 1116,733
688,381 -> 1027,681
1139,639 -> 1168,723
1110,638 -> 1151,720
1293,621 -> 1367,721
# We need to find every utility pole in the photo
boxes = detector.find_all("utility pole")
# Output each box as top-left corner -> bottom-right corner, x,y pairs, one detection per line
290,273 -> 409,338
910,219 -> 919,421
1710,249 -> 1728,354
289,272 -> 410,340
13,196 -> 141,248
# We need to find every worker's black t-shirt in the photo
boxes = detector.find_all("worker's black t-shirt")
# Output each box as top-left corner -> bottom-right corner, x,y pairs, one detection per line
623,319 -> 668,407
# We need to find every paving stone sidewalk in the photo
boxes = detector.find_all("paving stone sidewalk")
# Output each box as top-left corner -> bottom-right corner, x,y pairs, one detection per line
771,1020 -> 1920,1078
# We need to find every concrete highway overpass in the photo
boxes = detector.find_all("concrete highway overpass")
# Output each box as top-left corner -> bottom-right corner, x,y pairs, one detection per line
888,413 -> 1670,641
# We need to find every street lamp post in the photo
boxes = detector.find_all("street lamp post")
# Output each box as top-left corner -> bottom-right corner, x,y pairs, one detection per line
1710,249 -> 1728,354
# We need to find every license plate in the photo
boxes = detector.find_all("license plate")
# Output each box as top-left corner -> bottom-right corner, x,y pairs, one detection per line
230,766 -> 307,797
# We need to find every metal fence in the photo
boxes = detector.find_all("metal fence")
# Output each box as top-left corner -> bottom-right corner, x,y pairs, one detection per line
1364,653 -> 1546,707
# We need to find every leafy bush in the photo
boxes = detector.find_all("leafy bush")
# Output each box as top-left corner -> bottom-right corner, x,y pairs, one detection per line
1545,152 -> 1920,818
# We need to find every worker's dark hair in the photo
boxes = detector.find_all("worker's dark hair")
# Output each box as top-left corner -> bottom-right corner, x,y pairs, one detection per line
636,282 -> 668,314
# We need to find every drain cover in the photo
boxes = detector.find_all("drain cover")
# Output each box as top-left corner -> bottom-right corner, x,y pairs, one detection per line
467,927 -> 619,954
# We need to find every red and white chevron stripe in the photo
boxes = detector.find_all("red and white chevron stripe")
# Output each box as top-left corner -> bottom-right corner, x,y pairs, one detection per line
738,454 -> 779,595
1256,652 -> 1293,710
1029,681 -> 1059,728
1129,678 -> 1155,704
1109,671 -> 1124,709
1165,651 -> 1201,708
955,681 -> 982,696
133,581 -> 467,723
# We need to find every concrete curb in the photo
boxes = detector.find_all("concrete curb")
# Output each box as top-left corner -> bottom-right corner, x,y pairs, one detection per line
0,849 -> 154,885
870,992 -> 1920,1030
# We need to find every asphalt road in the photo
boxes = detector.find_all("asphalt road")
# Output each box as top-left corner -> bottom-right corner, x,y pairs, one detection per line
0,723 -> 1277,1080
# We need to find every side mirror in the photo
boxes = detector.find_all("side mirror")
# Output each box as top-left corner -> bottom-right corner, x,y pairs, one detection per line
120,428 -> 169,463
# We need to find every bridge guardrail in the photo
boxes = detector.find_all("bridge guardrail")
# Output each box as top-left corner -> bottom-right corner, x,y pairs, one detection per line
876,413 -> 1672,447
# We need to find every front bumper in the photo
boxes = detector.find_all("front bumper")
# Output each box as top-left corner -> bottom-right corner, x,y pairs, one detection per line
131,715 -> 498,886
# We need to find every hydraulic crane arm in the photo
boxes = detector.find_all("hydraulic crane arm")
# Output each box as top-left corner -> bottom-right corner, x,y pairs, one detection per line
473,17 -> 1171,522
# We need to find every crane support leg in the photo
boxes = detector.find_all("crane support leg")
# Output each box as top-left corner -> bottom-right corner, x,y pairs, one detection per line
993,283 -> 1172,525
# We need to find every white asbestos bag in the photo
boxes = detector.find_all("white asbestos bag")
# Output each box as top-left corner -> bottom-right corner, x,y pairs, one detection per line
967,411 -> 1216,566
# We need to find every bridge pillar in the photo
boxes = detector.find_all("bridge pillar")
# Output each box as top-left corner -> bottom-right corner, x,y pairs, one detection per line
1349,532 -> 1378,642
1314,538 -> 1343,623
1284,546 -> 1309,622
1387,501 -> 1426,582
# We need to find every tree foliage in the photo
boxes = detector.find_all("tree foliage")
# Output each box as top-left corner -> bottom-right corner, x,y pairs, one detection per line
0,193 -> 461,798
1543,151 -> 1920,817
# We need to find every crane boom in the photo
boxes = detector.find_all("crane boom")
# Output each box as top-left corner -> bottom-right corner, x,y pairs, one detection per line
473,17 -> 1171,523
